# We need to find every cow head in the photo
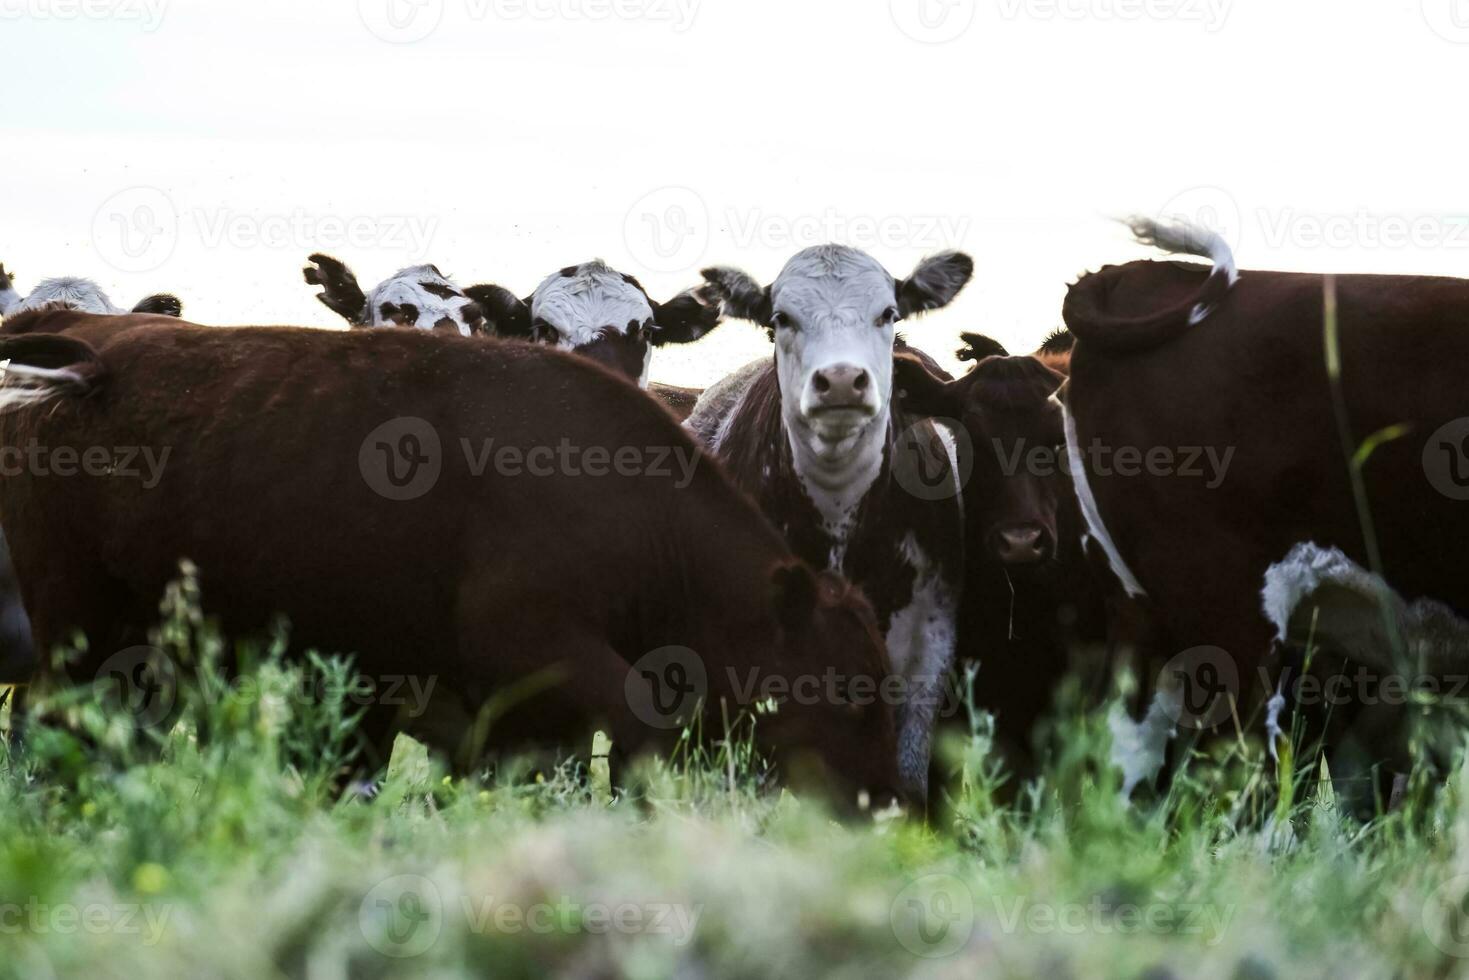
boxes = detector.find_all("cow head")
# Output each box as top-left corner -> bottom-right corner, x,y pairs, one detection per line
303,255 -> 488,336
0,265 -> 182,319
466,261 -> 723,389
760,562 -> 905,809
896,335 -> 1067,570
703,247 -> 973,479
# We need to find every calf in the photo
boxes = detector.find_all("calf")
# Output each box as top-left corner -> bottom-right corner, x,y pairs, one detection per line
0,264 -> 181,319
1062,217 -> 1469,794
0,312 -> 904,806
687,246 -> 973,798
302,255 -> 490,336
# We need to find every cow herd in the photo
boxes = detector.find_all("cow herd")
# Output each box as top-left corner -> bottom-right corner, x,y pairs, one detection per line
0,217 -> 1466,812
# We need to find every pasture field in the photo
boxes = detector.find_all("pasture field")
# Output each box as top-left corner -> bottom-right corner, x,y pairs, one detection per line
1,574 -> 1467,980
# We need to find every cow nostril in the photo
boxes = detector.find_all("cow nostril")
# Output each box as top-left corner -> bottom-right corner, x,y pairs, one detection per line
853,371 -> 869,393
813,372 -> 831,394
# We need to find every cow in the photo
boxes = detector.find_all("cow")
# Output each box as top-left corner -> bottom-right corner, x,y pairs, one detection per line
0,264 -> 181,319
1061,216 -> 1469,799
686,245 -> 974,799
894,334 -> 1115,776
0,310 -> 905,807
304,256 -> 723,390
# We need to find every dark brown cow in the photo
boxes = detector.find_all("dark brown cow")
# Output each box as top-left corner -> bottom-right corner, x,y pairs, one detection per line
0,311 -> 904,806
1062,218 -> 1469,796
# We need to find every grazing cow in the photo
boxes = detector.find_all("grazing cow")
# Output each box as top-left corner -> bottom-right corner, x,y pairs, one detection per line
1062,217 -> 1469,795
302,255 -> 490,336
0,264 -> 181,319
687,246 -> 974,798
305,257 -> 723,389
462,261 -> 724,389
0,311 -> 904,806
895,334 -> 1114,773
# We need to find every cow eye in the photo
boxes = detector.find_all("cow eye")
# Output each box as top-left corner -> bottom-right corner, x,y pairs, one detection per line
771,311 -> 795,331
877,306 -> 899,328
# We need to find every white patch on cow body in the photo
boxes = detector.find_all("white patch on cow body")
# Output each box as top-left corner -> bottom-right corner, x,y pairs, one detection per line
885,533 -> 959,797
365,265 -> 482,336
1108,688 -> 1180,798
0,282 -> 21,316
14,277 -> 123,316
1059,391 -> 1146,598
531,261 -> 654,351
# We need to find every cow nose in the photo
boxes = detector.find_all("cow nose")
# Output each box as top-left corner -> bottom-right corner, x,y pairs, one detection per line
992,524 -> 1052,565
811,365 -> 870,407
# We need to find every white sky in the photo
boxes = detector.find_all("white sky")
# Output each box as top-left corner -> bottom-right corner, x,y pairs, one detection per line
4,0 -> 1468,385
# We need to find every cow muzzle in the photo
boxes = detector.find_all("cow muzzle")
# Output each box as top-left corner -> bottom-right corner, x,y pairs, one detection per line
801,363 -> 879,424
990,523 -> 1054,566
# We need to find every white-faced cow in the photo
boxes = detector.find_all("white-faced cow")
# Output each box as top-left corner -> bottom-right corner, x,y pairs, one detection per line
1063,217 -> 1469,801
303,255 -> 490,337
687,245 -> 974,798
0,264 -> 181,319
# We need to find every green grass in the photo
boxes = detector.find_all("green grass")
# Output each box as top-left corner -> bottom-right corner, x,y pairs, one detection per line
4,579 -> 1469,979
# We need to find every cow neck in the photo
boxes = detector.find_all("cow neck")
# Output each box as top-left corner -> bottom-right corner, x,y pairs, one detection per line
781,401 -> 891,570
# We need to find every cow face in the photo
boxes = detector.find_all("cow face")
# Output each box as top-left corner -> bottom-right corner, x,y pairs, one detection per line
761,562 -> 906,809
0,266 -> 182,319
703,247 -> 973,470
469,262 -> 725,389
897,341 -> 1067,570
302,255 -> 487,336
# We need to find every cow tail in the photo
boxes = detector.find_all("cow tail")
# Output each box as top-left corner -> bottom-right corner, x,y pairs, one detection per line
1062,217 -> 1239,354
0,334 -> 108,414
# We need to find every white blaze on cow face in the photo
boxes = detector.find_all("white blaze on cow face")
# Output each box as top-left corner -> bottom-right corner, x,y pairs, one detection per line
531,261 -> 658,388
771,247 -> 898,508
12,277 -> 125,316
366,265 -> 484,337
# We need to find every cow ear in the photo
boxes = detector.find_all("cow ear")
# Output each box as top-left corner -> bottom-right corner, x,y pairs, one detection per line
132,294 -> 183,317
0,264 -> 18,317
700,266 -> 772,328
769,561 -> 819,638
897,251 -> 974,319
464,285 -> 533,340
303,254 -> 368,325
893,349 -> 960,418
649,284 -> 723,347
956,332 -> 1008,363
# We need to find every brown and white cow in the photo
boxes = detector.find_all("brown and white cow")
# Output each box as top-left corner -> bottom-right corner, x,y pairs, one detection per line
1062,217 -> 1469,795
687,245 -> 973,798
0,310 -> 904,806
304,256 -> 722,390
0,264 -> 181,319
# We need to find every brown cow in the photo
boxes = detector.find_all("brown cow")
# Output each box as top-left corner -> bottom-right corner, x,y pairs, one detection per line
0,311 -> 904,806
1062,217 -> 1469,798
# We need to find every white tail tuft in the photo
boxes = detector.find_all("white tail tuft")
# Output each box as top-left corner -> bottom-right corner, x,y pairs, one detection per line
1124,216 -> 1239,286
0,360 -> 84,414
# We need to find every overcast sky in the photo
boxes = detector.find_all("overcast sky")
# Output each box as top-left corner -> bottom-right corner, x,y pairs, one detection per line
4,0 -> 1468,384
